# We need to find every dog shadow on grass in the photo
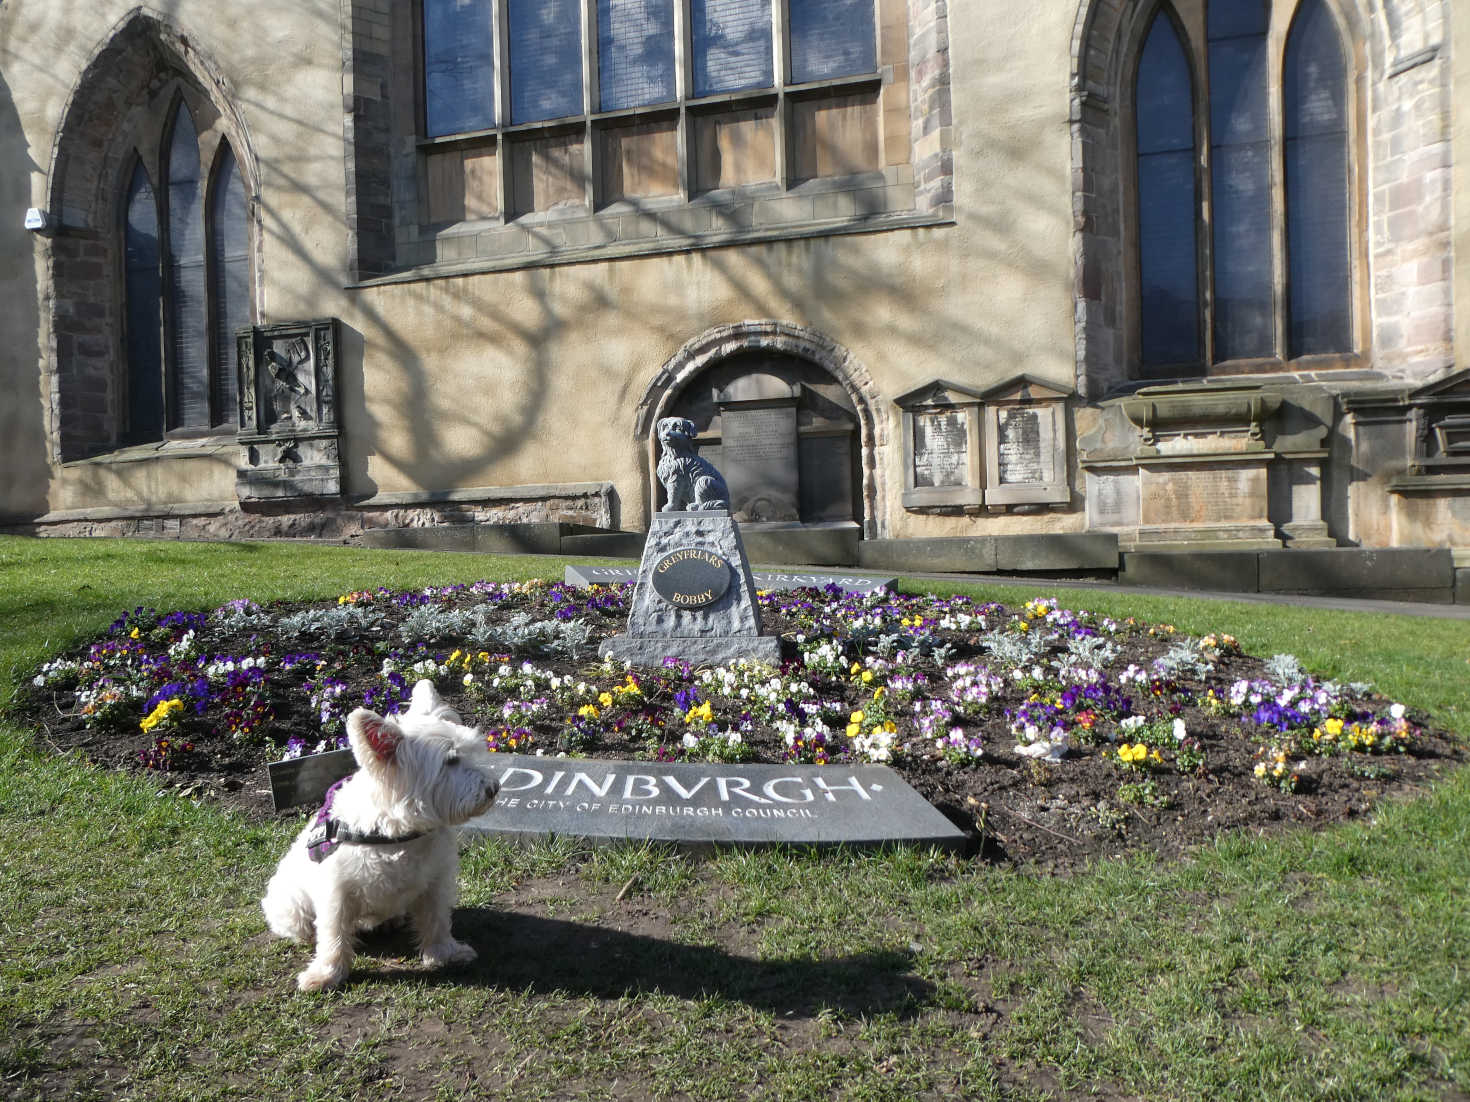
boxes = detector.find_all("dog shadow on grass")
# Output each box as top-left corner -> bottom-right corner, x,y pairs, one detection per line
350,908 -> 936,1020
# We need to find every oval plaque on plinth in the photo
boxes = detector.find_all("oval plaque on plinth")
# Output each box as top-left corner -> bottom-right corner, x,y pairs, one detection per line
651,548 -> 732,609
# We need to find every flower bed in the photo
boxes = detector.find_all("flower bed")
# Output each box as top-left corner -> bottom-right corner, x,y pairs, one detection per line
15,580 -> 1463,868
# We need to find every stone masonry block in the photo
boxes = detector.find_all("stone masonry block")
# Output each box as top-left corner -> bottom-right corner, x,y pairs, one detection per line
1119,551 -> 1260,593
858,538 -> 998,574
1257,548 -> 1452,594
994,534 -> 1119,572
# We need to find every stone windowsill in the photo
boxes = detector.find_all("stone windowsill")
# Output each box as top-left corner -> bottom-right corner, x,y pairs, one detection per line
358,199 -> 952,289
62,436 -> 237,468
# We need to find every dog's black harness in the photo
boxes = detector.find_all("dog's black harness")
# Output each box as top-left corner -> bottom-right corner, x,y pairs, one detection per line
305,775 -> 427,863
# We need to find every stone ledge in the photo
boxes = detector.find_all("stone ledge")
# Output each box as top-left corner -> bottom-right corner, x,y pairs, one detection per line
354,210 -> 954,288
1119,551 -> 1261,593
1258,547 -> 1453,594
350,482 -> 614,509
858,533 -> 1118,574
1120,547 -> 1456,601
32,500 -> 236,524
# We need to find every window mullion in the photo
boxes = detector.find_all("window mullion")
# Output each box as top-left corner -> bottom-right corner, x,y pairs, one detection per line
1267,14 -> 1288,362
1196,23 -> 1215,369
493,0 -> 511,217
774,0 -> 789,189
675,0 -> 691,199
581,0 -> 596,209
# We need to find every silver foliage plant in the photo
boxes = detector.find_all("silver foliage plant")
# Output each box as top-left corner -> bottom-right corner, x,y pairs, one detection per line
979,628 -> 1046,669
277,603 -> 388,641
1153,641 -> 1215,680
396,603 -> 592,658
1264,653 -> 1306,685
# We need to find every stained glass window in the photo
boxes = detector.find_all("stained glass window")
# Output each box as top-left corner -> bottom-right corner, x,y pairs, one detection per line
509,0 -> 584,123
691,0 -> 773,96
1284,0 -> 1350,355
124,161 -> 163,444
1136,11 -> 1199,367
1208,0 -> 1273,360
165,104 -> 210,429
598,0 -> 676,110
424,0 -> 495,136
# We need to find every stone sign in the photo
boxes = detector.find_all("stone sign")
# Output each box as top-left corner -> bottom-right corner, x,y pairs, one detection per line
464,755 -> 968,851
564,564 -> 895,594
268,751 -> 969,852
912,410 -> 969,489
650,547 -> 732,609
268,747 -> 355,811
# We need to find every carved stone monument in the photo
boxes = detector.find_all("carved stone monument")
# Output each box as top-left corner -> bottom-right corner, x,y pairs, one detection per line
235,318 -> 343,503
600,418 -> 782,666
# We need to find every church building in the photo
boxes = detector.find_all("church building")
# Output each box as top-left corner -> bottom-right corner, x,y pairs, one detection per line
1,1 -> 1467,591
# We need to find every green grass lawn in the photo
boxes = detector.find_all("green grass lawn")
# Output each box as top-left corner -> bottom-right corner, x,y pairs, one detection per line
1,535 -> 1466,1100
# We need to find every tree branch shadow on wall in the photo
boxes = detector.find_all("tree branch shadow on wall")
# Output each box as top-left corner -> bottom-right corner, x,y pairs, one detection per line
10,0 -> 1069,529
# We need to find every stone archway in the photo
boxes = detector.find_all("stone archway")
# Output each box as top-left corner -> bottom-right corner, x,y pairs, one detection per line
44,8 -> 261,460
636,322 -> 888,539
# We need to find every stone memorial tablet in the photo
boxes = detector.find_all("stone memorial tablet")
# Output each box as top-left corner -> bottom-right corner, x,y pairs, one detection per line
565,564 -> 896,594
465,754 -> 968,851
651,547 -> 732,609
997,406 -> 1049,484
722,404 -> 799,521
912,410 -> 968,489
798,433 -> 855,522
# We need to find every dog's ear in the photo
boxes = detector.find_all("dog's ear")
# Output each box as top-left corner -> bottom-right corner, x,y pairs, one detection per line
408,679 -> 441,715
408,678 -> 462,723
347,708 -> 402,768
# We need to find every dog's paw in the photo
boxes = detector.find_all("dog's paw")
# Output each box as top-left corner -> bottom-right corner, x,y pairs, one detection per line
422,939 -> 477,968
296,963 -> 349,992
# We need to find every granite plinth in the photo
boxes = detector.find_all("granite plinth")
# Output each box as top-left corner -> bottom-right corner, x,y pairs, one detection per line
465,755 -> 968,851
600,634 -> 783,666
598,509 -> 778,666
565,564 -> 895,594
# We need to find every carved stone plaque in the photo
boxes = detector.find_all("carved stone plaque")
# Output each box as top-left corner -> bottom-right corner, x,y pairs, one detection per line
996,407 -> 1050,484
912,410 -> 968,489
235,318 -> 343,504
721,404 -> 800,521
1140,464 -> 1266,527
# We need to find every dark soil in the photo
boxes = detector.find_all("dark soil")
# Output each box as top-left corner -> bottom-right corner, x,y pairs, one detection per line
11,582 -> 1464,872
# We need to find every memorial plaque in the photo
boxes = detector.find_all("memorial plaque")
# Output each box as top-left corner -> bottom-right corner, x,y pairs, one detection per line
722,404 -> 800,521
1140,464 -> 1267,526
798,433 -> 854,522
1085,471 -> 1139,528
996,407 -> 1050,484
565,565 -> 896,594
466,754 -> 968,851
912,410 -> 969,489
650,547 -> 732,609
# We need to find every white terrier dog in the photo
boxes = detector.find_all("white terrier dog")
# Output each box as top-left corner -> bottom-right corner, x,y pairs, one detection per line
262,680 -> 500,992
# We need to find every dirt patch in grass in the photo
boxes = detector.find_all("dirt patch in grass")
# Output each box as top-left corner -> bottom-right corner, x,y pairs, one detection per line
10,582 -> 1464,874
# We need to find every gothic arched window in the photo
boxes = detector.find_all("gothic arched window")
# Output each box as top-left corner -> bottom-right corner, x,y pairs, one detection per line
1131,0 -> 1354,376
121,97 -> 249,443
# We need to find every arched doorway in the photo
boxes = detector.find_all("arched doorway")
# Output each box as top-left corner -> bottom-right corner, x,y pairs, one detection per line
637,322 -> 887,537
